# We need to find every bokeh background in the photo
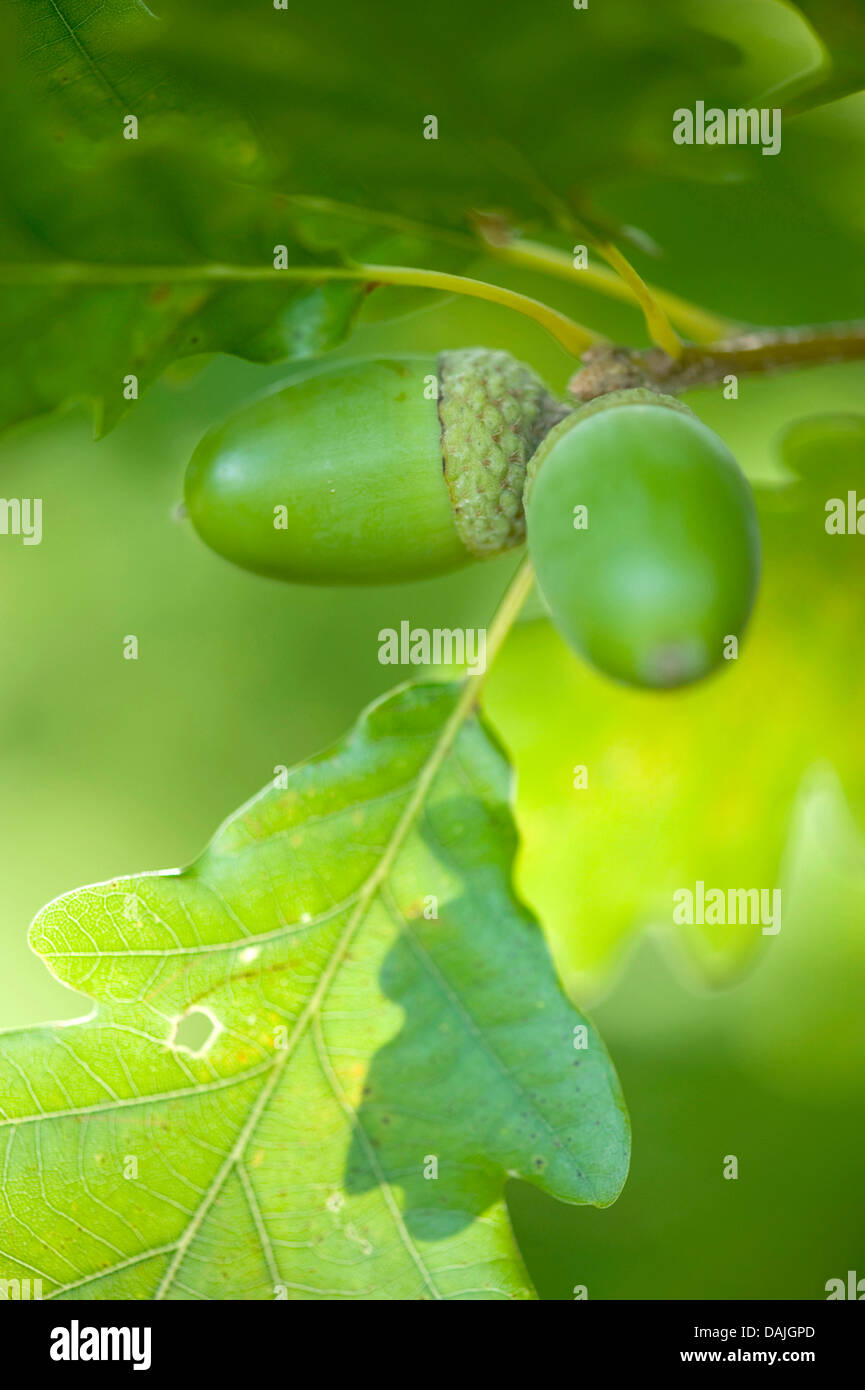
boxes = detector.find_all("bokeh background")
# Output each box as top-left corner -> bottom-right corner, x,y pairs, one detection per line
3,277 -> 864,1298
3,0 -> 865,1300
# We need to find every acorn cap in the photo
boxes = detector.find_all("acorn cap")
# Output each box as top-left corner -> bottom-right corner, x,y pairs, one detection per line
524,387 -> 694,503
440,348 -> 566,557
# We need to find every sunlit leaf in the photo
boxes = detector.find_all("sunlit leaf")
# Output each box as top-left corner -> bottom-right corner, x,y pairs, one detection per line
485,400 -> 865,993
0,683 -> 628,1300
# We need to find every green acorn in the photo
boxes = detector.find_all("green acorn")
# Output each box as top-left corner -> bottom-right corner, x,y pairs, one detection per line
185,349 -> 563,585
525,388 -> 762,689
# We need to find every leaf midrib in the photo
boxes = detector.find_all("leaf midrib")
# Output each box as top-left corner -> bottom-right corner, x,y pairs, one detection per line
44,0 -> 130,109
153,681 -> 481,1299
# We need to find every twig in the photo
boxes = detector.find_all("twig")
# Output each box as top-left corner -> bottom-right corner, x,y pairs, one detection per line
568,321 -> 865,402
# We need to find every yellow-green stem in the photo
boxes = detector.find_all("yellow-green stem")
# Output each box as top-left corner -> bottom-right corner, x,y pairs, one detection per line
0,260 -> 597,358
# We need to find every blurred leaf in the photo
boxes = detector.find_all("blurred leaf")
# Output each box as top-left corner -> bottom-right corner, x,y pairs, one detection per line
5,0 -> 865,433
733,764 -> 865,1098
781,0 -> 865,110
778,408 -> 865,487
0,683 -> 628,1300
0,2 -> 372,435
485,414 -> 865,993
677,0 -> 826,103
510,771 -> 865,1298
144,0 -> 865,320
0,114 -> 366,435
20,0 -> 165,133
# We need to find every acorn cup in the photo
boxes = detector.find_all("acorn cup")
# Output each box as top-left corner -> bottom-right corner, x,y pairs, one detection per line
184,349 -> 563,585
524,388 -> 762,689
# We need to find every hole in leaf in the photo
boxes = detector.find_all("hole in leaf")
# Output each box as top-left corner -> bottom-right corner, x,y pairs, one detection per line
169,1006 -> 221,1056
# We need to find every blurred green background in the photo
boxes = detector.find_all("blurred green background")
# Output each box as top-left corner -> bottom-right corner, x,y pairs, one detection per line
2,266 -> 864,1297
